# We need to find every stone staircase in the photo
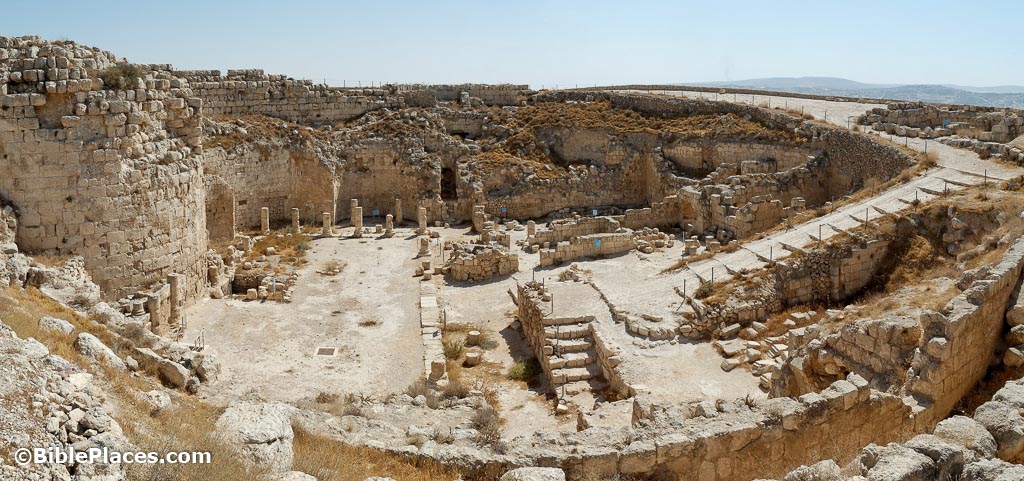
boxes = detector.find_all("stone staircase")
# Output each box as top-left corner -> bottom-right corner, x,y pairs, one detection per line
540,316 -> 602,389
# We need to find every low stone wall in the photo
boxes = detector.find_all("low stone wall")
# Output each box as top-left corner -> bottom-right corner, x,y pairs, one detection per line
399,83 -> 529,106
690,230 -> 898,338
663,140 -> 818,173
539,232 -> 636,267
860,102 -> 1023,143
445,243 -> 518,282
529,216 -> 622,245
771,373 -> 1024,480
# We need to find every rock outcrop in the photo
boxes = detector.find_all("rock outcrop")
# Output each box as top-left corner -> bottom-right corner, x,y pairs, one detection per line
216,401 -> 296,473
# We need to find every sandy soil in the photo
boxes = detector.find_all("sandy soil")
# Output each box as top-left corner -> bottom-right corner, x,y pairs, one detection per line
184,230 -> 424,405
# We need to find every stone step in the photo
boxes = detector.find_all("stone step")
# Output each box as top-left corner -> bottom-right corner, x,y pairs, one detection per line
547,351 -> 597,369
542,315 -> 594,327
544,323 -> 591,340
546,338 -> 592,353
550,364 -> 601,385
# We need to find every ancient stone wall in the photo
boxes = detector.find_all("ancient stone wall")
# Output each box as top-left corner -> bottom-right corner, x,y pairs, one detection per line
663,141 -> 817,174
538,232 -> 636,267
0,36 -> 208,303
906,234 -> 1024,423
204,175 -> 236,241
175,69 -> 401,125
400,83 -> 528,106
444,243 -> 518,282
528,216 -> 622,245
202,144 -> 337,229
860,102 -> 1023,142
335,139 -> 442,223
536,91 -> 912,199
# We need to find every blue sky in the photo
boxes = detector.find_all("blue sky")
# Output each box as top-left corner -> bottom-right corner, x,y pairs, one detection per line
3,1 -> 1021,88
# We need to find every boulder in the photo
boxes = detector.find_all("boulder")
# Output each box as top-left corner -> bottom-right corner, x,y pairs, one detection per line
961,458 -> 1024,481
499,467 -> 566,481
74,333 -> 126,370
194,352 -> 220,382
859,443 -> 936,481
933,415 -> 998,459
39,316 -> 74,335
783,460 -> 842,481
903,434 -> 966,481
146,390 -> 171,412
216,401 -> 295,473
157,359 -> 190,388
973,401 -> 1024,461
992,380 -> 1024,410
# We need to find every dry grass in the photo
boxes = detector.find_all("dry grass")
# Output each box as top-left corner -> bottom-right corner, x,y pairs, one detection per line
291,426 -> 466,481
0,286 -> 272,481
25,252 -> 74,267
884,234 -> 945,291
205,114 -> 333,151
247,231 -> 311,266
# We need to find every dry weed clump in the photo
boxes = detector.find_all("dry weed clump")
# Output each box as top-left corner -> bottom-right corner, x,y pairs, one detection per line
291,426 -> 464,481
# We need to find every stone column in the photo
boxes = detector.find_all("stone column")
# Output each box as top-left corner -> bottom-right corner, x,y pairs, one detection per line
418,236 -> 430,256
385,214 -> 394,237
291,208 -> 300,233
527,220 -> 536,236
416,206 -> 427,235
352,206 -> 363,238
146,293 -> 163,335
472,205 -> 487,233
394,197 -> 403,226
168,273 -> 183,329
260,207 -> 270,234
322,212 -> 332,236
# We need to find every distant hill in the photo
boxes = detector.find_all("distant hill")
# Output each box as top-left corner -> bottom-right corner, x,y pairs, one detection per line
685,77 -> 1024,108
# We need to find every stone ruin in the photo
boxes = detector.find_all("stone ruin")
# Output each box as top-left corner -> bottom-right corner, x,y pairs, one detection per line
5,34 -> 1024,481
444,242 -> 519,282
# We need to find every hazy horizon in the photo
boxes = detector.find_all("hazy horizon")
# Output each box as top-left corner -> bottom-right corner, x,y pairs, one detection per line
2,0 -> 1021,89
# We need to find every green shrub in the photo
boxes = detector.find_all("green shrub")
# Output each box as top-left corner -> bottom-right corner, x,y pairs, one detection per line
506,358 -> 542,381
99,64 -> 146,90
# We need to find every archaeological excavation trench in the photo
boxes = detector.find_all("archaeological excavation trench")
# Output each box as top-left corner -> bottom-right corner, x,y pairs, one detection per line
2,34 -> 1024,481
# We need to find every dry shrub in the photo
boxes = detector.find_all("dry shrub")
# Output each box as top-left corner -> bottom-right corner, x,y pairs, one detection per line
248,232 -> 311,263
291,426 -> 463,481
693,280 -> 714,300
404,378 -> 430,399
442,339 -> 465,360
885,234 -> 943,292
99,64 -> 146,90
471,406 -> 506,452
506,358 -> 542,382
440,378 -> 471,399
